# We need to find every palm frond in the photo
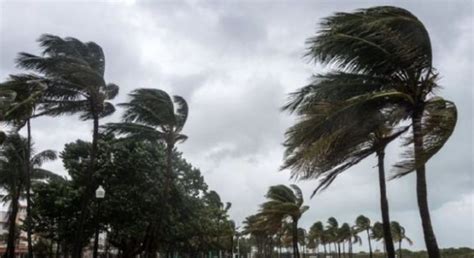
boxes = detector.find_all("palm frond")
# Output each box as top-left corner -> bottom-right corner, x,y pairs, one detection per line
392,98 -> 457,178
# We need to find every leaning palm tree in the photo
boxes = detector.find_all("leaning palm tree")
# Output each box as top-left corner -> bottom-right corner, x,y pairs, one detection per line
371,222 -> 385,254
326,217 -> 340,257
283,6 -> 457,257
0,74 -> 48,257
259,184 -> 309,258
104,88 -> 187,257
354,215 -> 373,258
308,221 -> 325,255
104,88 -> 188,191
0,134 -> 58,258
391,221 -> 413,258
16,34 -> 119,258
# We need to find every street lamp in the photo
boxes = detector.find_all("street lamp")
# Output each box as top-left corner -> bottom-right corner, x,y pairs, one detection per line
93,185 -> 105,258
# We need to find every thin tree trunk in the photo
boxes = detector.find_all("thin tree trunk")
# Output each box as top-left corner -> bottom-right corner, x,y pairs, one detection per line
366,229 -> 372,258
292,219 -> 300,258
337,243 -> 340,258
399,241 -> 402,258
413,112 -> 440,258
73,114 -> 100,258
26,119 -> 33,258
5,185 -> 21,258
376,149 -> 395,258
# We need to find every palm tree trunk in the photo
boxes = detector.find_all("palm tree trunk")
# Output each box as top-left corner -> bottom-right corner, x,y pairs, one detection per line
292,219 -> 300,258
413,111 -> 440,258
366,229 -> 372,258
73,114 -> 100,258
376,149 -> 395,258
26,119 -> 33,258
399,240 -> 402,258
5,185 -> 21,258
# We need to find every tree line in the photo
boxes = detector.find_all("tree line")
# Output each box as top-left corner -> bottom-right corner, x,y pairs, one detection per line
242,184 -> 412,258
0,35 -> 235,257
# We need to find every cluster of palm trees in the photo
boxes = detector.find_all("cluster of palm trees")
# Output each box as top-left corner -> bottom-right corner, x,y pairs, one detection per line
0,34 -> 189,257
282,6 -> 457,258
241,185 -> 412,258
307,215 -> 412,258
243,184 -> 308,258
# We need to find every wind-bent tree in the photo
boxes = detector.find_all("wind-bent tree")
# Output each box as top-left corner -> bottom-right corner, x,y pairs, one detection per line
16,34 -> 119,257
326,217 -> 340,257
283,7 -> 457,257
0,134 -> 58,258
1,74 -> 48,257
260,184 -> 309,258
308,221 -> 325,255
391,221 -> 413,258
355,215 -> 373,258
104,88 -> 187,257
371,222 -> 385,254
104,88 -> 188,189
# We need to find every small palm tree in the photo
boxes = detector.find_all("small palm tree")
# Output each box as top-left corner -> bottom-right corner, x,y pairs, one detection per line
354,215 -> 373,258
260,184 -> 309,258
0,134 -> 58,258
391,221 -> 413,258
308,221 -> 325,255
371,222 -> 385,254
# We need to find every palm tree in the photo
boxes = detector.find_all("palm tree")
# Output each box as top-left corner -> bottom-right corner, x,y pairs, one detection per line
104,89 -> 187,257
371,222 -> 385,254
1,74 -> 48,257
326,217 -> 340,257
0,134 -> 58,258
308,221 -> 324,255
284,6 -> 457,257
104,88 -> 187,192
348,226 -> 362,258
16,34 -> 119,257
338,223 -> 351,258
260,184 -> 309,258
391,221 -> 413,258
354,215 -> 373,258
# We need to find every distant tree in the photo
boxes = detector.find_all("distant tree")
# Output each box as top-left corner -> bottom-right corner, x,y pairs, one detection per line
354,215 -> 373,258
260,185 -> 309,258
391,221 -> 413,258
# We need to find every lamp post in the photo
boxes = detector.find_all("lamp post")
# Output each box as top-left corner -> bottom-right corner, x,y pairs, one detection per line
93,185 -> 105,258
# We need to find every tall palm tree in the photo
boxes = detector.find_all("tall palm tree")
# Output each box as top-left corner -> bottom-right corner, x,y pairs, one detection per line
16,34 -> 119,257
104,89 -> 187,257
283,6 -> 457,257
1,74 -> 48,257
354,215 -> 373,258
0,134 -> 58,258
260,184 -> 309,258
391,221 -> 413,258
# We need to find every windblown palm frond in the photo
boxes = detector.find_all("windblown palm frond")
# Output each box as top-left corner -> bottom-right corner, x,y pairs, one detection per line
306,6 -> 432,77
104,88 -> 188,144
392,97 -> 457,178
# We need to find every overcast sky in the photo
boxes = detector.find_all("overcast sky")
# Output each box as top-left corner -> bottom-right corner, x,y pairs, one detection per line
1,0 -> 473,251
